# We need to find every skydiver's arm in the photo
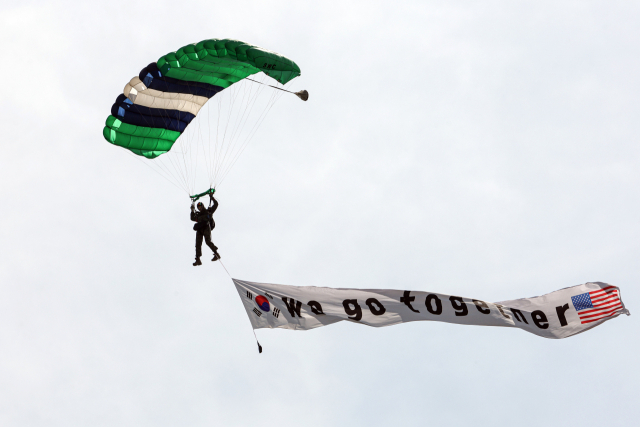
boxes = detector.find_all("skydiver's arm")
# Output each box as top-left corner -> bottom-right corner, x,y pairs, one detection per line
209,196 -> 219,214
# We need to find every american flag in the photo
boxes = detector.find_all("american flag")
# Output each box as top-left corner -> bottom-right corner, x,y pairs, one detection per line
571,286 -> 623,324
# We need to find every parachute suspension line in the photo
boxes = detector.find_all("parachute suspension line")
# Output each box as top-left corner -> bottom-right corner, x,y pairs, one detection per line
222,80 -> 254,170
217,80 -> 289,186
211,96 -> 220,187
206,101 -> 214,187
145,101 -> 189,193
191,115 -> 203,194
213,82 -> 246,186
210,85 -> 231,189
219,81 -> 245,177
151,154 -> 184,193
183,124 -> 193,193
215,76 -> 272,186
172,149 -> 191,194
117,96 -> 193,195
224,86 -> 283,178
168,130 -> 190,193
212,81 -> 247,186
152,156 -> 187,193
216,87 -> 278,185
212,81 -> 244,187
123,149 -> 187,195
203,65 -> 224,190
213,93 -> 223,187
150,101 -> 188,193
231,77 -> 264,148
214,75 -> 269,186
218,84 -> 239,172
229,77 -> 271,160
191,59 -> 232,190
185,118 -> 198,194
124,144 -> 169,184
186,103 -> 201,194
196,112 -> 208,187
167,142 -> 191,194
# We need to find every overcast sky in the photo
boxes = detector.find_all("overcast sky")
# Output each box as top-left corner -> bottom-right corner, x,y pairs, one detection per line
1,1 -> 638,425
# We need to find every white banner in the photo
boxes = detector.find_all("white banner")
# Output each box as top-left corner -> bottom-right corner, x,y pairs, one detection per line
234,279 -> 629,339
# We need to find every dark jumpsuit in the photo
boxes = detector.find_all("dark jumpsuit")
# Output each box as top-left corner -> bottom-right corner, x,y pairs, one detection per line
191,198 -> 218,258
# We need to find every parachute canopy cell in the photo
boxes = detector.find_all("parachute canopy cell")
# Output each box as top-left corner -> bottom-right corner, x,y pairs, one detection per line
103,39 -> 301,159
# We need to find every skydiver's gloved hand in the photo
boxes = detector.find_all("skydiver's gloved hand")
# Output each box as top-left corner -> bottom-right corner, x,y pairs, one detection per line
190,204 -> 195,212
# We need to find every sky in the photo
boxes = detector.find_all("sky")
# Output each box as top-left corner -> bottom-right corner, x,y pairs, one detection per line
0,0 -> 639,425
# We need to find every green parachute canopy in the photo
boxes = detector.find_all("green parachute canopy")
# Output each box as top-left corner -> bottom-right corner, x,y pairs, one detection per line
103,38 -> 305,196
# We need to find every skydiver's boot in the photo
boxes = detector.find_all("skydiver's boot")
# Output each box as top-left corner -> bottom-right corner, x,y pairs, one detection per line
193,257 -> 202,266
211,252 -> 221,262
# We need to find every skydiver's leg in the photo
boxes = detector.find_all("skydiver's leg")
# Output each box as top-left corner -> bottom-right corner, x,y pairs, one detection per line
204,229 -> 221,261
195,231 -> 204,258
203,229 -> 217,252
193,231 -> 204,266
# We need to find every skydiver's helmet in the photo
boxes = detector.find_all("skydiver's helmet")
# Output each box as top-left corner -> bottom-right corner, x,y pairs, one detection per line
197,202 -> 205,211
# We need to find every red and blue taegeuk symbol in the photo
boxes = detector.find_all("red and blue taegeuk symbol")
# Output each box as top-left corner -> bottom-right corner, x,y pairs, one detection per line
255,295 -> 270,312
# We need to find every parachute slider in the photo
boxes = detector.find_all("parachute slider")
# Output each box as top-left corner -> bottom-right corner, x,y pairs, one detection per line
246,78 -> 308,101
190,188 -> 215,202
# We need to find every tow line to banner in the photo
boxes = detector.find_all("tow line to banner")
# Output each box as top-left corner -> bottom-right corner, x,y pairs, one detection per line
217,261 -> 263,354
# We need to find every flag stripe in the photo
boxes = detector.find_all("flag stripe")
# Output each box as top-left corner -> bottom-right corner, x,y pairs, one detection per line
587,297 -> 620,308
590,295 -> 619,304
579,301 -> 623,316
590,291 -> 618,299
591,286 -> 618,292
590,292 -> 618,298
579,304 -> 623,320
590,289 -> 618,296
593,285 -> 617,292
582,311 -> 620,324
591,287 -> 619,295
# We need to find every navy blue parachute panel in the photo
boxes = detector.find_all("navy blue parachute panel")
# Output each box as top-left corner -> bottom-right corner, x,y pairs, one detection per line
111,94 -> 196,132
138,63 -> 224,98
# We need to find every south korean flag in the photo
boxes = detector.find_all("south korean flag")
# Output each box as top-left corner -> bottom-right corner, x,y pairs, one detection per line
240,286 -> 288,329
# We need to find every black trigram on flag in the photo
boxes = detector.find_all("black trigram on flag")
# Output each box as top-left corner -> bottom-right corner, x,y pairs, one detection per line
272,308 -> 280,318
252,308 -> 262,317
246,291 -> 253,300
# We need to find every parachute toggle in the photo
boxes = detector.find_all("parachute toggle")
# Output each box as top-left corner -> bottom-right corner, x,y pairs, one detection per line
190,188 -> 216,202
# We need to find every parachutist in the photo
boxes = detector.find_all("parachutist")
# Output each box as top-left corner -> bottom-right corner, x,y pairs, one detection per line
191,193 -> 221,266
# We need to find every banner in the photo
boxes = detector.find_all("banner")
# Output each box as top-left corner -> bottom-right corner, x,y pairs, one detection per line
234,279 -> 629,339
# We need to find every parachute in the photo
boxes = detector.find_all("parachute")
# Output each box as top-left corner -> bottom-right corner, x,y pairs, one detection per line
103,38 -> 306,198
